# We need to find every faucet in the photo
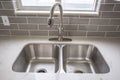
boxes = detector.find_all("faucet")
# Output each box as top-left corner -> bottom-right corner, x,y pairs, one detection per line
48,2 -> 63,41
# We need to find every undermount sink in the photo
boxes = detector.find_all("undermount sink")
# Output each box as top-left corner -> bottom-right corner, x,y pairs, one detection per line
12,43 -> 110,74
12,44 -> 59,73
63,45 -> 110,73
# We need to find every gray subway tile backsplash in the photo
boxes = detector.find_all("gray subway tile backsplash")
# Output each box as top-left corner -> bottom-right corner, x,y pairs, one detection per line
49,30 -> 67,36
39,25 -> 57,30
69,18 -> 89,24
100,4 -> 114,11
0,30 -> 10,35
18,24 -> 38,30
28,17 -> 47,24
2,1 -> 14,9
30,31 -> 48,36
0,24 -> 18,29
54,17 -> 69,24
118,26 -> 120,31
106,32 -> 120,37
101,12 -> 120,18
63,24 -> 78,30
49,31 -> 59,36
79,25 -> 98,31
0,10 -> 14,16
110,19 -> 120,25
114,4 -> 120,11
89,19 -> 110,25
87,32 -> 105,37
0,2 -> 2,9
67,31 -> 86,36
0,17 -> 2,23
98,25 -> 117,31
0,0 -> 120,37
11,30 -> 29,36
9,17 -> 27,23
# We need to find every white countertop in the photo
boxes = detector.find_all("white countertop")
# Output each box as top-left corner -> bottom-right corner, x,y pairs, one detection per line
0,36 -> 120,80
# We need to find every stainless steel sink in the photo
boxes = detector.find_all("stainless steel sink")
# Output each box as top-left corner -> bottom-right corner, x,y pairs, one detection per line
12,43 -> 110,74
12,44 -> 59,73
63,45 -> 110,73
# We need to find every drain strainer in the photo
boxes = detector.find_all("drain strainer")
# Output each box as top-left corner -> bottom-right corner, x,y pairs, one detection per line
37,69 -> 47,73
74,70 -> 84,73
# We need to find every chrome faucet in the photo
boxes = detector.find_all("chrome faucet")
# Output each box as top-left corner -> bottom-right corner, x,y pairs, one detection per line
48,3 -> 72,41
48,3 -> 63,41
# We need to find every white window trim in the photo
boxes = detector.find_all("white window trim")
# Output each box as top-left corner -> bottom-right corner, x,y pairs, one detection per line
12,0 -> 102,16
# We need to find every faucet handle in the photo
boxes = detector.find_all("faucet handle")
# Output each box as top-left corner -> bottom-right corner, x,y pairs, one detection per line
47,17 -> 54,28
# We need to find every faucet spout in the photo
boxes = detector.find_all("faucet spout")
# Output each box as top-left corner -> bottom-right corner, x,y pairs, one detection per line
48,3 -> 63,41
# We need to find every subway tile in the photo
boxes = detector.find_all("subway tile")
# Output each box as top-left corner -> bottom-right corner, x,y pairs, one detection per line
49,31 -> 67,36
49,31 -> 58,36
87,32 -> 105,37
101,0 -> 105,3
54,17 -> 68,24
67,31 -> 86,36
118,26 -> 120,31
79,25 -> 97,31
100,4 -> 114,11
106,32 -> 120,37
11,30 -> 29,36
103,0 -> 120,3
30,31 -> 48,36
110,19 -> 120,25
0,30 -> 10,35
69,18 -> 89,24
2,1 -> 14,9
0,10 -> 14,16
19,24 -> 38,30
0,17 -> 2,23
98,25 -> 117,31
0,24 -> 18,29
39,25 -> 57,30
114,4 -> 120,11
9,17 -> 27,23
0,2 -> 3,9
101,12 -> 120,18
89,19 -> 109,25
28,18 -> 47,24
63,24 -> 78,30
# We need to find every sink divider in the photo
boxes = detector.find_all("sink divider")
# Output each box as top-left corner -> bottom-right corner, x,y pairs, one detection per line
57,44 -> 66,73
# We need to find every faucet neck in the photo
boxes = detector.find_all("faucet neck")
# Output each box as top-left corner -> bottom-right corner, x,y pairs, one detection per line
50,3 -> 63,28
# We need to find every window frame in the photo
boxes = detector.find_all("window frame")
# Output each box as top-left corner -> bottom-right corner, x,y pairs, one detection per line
13,0 -> 102,15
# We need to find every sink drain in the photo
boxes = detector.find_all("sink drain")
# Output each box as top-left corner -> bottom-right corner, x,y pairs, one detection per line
74,70 -> 84,73
37,69 -> 47,73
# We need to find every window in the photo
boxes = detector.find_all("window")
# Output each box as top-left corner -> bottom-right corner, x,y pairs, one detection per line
14,0 -> 101,15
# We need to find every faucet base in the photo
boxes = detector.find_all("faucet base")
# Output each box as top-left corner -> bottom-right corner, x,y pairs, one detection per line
49,38 -> 72,41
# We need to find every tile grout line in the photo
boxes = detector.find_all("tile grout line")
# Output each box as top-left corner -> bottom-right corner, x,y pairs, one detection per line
116,25 -> 119,31
9,29 -> 12,36
28,30 -> 30,37
112,3 -> 116,11
0,1 -> 5,9
104,32 -> 107,38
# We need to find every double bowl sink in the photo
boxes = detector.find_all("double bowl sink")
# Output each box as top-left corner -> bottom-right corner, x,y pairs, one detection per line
12,43 -> 110,74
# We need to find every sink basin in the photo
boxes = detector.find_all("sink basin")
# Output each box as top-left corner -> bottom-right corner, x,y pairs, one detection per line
63,45 -> 110,73
12,44 -> 59,73
12,43 -> 110,74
